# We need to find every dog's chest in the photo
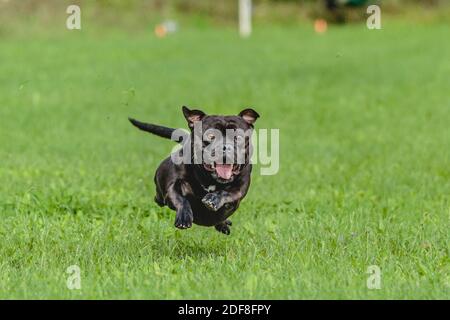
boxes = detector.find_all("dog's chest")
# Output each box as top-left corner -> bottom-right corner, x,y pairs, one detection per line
181,180 -> 216,196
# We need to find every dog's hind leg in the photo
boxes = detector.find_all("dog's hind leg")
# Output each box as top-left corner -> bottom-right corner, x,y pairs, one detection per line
154,171 -> 166,207
214,220 -> 232,235
154,191 -> 165,207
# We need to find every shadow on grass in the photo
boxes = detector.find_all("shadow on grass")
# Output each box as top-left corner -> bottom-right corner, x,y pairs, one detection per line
151,230 -> 233,260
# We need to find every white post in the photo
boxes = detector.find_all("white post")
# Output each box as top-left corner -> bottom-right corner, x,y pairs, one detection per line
239,0 -> 252,38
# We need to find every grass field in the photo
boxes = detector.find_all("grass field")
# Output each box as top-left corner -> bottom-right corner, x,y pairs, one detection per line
0,20 -> 449,299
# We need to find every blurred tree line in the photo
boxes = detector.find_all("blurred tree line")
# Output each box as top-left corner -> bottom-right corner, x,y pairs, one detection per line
1,0 -> 449,28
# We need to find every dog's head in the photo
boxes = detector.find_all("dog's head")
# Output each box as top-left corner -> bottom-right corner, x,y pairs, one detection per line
182,106 -> 259,184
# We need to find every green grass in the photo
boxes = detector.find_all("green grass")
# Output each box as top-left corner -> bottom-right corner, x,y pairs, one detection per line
0,21 -> 449,299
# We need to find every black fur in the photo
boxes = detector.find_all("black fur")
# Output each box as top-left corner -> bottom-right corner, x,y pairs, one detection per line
129,106 -> 259,235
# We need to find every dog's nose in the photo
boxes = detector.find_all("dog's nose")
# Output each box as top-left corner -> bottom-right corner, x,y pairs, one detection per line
223,144 -> 233,153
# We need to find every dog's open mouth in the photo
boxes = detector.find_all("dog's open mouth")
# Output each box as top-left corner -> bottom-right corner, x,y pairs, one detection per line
204,163 -> 240,180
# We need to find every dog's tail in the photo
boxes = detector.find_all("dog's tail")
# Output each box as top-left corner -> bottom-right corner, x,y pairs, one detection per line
128,118 -> 186,142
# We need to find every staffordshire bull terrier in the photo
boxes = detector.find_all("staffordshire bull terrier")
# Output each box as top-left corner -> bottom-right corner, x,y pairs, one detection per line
129,106 -> 259,235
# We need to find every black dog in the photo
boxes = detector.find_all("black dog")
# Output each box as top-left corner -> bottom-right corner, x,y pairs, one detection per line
129,106 -> 259,235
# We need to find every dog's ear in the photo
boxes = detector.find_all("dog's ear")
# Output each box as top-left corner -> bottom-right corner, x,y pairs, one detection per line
239,108 -> 259,126
182,106 -> 205,129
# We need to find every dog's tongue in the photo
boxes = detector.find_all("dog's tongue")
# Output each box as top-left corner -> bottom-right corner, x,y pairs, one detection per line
215,164 -> 233,180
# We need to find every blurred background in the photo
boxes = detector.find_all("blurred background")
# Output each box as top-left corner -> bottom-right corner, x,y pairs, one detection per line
1,0 -> 450,33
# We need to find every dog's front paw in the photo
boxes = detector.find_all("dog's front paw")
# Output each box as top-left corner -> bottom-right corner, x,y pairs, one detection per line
174,206 -> 193,229
202,193 -> 223,211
